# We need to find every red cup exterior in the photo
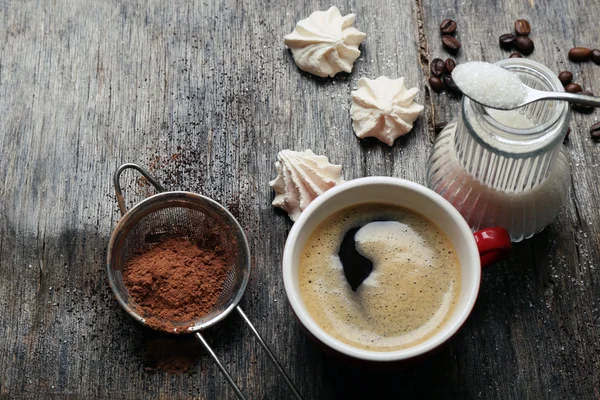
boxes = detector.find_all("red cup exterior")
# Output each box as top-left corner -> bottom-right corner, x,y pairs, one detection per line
473,227 -> 512,267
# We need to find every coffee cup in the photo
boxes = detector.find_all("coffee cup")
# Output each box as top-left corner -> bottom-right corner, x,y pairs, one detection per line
282,177 -> 511,363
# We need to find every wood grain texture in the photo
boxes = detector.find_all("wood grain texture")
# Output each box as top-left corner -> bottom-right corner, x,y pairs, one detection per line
0,0 -> 599,398
420,0 -> 600,398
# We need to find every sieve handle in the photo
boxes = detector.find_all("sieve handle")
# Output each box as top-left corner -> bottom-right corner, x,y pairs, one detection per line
195,307 -> 303,399
236,306 -> 303,400
195,332 -> 247,400
114,163 -> 166,216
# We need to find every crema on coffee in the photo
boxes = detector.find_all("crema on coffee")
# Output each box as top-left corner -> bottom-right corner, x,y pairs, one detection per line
298,203 -> 461,351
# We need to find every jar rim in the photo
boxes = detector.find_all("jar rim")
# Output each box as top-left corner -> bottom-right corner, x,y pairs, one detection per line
461,59 -> 570,158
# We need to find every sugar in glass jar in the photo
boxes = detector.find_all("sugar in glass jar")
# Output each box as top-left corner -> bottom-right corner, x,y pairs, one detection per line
427,59 -> 571,242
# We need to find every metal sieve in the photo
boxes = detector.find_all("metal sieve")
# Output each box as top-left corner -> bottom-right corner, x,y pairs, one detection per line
107,163 -> 301,400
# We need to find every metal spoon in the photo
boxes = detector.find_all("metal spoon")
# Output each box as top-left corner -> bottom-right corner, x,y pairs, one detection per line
465,84 -> 600,110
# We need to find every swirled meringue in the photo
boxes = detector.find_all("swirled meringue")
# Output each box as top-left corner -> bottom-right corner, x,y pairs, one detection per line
350,76 -> 424,146
270,149 -> 344,221
283,7 -> 367,78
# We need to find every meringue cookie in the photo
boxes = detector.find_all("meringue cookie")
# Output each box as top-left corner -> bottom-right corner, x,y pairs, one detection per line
270,149 -> 344,221
350,76 -> 424,146
283,7 -> 367,78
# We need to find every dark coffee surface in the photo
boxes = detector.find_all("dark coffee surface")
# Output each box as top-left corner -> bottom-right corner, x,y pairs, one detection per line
338,226 -> 373,291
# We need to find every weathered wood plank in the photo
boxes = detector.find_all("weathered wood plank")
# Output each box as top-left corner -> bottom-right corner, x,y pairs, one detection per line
420,0 -> 600,398
0,0 -> 424,398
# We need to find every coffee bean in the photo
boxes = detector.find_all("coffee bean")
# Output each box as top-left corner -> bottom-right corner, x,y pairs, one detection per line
591,122 -> 600,139
574,90 -> 595,113
435,121 -> 448,135
499,33 -> 516,49
515,36 -> 534,55
558,71 -> 573,86
565,83 -> 583,93
445,58 -> 456,73
429,76 -> 444,92
591,49 -> 600,65
440,19 -> 457,35
443,75 -> 461,93
568,47 -> 592,62
430,58 -> 446,77
442,35 -> 461,53
514,19 -> 531,36
509,52 -> 523,58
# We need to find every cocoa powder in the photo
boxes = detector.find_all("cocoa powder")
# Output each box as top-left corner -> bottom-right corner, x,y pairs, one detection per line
143,336 -> 201,373
123,236 -> 230,332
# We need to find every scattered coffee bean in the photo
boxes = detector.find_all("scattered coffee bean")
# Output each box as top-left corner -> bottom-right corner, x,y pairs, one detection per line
435,121 -> 448,135
564,127 -> 571,142
565,83 -> 583,93
558,71 -> 573,86
514,19 -> 531,36
591,49 -> 600,65
509,52 -> 523,58
499,33 -> 516,49
442,35 -> 462,53
429,76 -> 444,92
445,58 -> 456,73
515,36 -> 535,55
568,47 -> 592,62
440,19 -> 457,35
591,122 -> 600,139
430,58 -> 446,77
443,74 -> 460,93
574,90 -> 595,113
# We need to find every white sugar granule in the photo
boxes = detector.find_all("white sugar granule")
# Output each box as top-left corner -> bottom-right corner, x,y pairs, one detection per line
452,61 -> 527,109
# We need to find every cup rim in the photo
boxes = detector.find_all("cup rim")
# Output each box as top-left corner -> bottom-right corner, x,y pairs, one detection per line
282,176 -> 481,362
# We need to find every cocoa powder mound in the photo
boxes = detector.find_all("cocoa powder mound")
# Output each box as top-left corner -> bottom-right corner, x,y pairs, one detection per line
123,236 -> 230,332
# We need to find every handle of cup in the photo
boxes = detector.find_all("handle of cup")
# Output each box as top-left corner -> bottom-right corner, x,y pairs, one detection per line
473,227 -> 512,267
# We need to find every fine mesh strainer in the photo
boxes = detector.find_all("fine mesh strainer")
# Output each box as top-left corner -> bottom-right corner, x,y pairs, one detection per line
107,163 -> 301,400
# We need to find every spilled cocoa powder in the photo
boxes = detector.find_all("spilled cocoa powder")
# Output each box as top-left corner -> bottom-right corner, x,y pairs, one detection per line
123,236 -> 230,332
143,336 -> 201,374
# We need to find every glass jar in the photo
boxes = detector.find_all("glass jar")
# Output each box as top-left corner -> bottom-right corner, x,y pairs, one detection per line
427,59 -> 571,242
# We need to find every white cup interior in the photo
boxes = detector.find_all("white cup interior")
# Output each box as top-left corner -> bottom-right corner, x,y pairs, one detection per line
282,177 -> 481,362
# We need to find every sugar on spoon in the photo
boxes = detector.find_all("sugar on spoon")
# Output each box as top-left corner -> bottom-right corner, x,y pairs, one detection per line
452,61 -> 600,110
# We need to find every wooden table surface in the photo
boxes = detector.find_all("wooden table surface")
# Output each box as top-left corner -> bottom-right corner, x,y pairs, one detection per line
2,0 -> 600,398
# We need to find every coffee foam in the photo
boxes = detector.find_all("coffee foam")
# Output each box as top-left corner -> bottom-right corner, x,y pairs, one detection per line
299,203 -> 461,351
